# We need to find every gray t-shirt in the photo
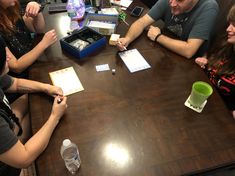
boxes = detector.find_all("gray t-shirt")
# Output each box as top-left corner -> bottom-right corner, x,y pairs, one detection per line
148,0 -> 219,56
0,75 -> 19,175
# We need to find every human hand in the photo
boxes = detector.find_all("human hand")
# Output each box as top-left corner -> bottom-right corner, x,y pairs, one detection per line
6,47 -> 14,61
232,110 -> 235,119
45,84 -> 63,97
41,29 -> 57,48
51,96 -> 67,122
116,38 -> 129,51
147,25 -> 161,41
195,57 -> 208,69
25,1 -> 41,18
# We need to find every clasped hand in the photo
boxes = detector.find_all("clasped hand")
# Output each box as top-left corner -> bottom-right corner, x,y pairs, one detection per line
25,2 -> 41,18
147,25 -> 161,41
195,57 -> 208,69
41,29 -> 57,48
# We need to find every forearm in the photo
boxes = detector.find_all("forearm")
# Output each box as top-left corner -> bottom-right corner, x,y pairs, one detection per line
32,13 -> 45,33
157,35 -> 203,59
125,20 -> 146,44
125,15 -> 154,44
10,78 -> 49,94
23,115 -> 59,166
9,41 -> 47,73
23,13 -> 45,33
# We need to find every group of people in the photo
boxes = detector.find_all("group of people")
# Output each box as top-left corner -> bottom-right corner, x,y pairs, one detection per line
117,0 -> 235,116
0,0 -> 234,175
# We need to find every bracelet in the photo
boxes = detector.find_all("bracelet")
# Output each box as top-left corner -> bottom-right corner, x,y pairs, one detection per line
154,33 -> 162,42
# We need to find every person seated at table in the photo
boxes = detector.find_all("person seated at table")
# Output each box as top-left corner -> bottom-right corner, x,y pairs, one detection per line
0,37 -> 67,176
195,4 -> 235,119
117,0 -> 219,59
0,0 -> 57,79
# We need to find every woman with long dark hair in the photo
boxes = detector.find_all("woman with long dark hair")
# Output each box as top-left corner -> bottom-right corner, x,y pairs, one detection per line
0,0 -> 57,79
195,4 -> 235,118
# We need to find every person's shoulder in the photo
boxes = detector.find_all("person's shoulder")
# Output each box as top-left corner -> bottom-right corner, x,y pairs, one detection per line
201,0 -> 219,8
197,0 -> 219,14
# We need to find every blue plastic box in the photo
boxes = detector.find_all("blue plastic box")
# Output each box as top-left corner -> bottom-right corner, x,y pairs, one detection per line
60,27 -> 106,59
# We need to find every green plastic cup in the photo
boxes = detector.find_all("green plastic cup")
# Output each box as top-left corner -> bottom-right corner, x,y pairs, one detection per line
188,81 -> 213,108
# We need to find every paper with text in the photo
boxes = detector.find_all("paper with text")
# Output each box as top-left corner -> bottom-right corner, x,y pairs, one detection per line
118,49 -> 151,73
49,67 -> 84,96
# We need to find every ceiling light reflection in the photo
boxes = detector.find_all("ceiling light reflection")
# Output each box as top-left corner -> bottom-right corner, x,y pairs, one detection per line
103,143 -> 130,168
58,15 -> 71,35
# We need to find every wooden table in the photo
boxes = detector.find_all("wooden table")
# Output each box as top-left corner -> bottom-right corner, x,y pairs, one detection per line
29,1 -> 235,175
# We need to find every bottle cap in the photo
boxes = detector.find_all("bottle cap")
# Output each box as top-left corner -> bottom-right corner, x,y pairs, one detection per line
63,139 -> 71,147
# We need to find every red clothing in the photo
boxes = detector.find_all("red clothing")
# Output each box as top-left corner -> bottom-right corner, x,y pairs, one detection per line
207,62 -> 235,110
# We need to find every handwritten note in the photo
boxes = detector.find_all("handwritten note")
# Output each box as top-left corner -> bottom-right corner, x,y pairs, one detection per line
49,67 -> 84,96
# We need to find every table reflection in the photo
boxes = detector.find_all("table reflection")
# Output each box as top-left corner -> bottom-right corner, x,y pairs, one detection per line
103,142 -> 131,168
58,15 -> 71,35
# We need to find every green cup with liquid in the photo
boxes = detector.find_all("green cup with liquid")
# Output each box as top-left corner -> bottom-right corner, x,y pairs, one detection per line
188,81 -> 213,108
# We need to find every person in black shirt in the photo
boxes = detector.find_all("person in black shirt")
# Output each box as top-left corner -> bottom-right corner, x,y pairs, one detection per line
0,36 -> 67,176
0,0 -> 57,79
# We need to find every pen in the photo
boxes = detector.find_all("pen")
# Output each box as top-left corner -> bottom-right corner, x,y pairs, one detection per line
117,41 -> 127,50
122,19 -> 130,26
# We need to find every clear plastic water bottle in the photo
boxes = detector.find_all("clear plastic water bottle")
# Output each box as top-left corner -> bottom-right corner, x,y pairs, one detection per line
60,139 -> 81,175
66,0 -> 85,21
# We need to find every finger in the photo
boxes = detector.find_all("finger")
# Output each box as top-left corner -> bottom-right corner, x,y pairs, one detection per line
117,41 -> 127,50
57,96 -> 63,104
57,89 -> 63,96
116,45 -> 124,51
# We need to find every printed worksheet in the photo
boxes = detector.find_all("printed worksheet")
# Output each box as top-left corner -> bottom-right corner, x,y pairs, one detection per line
49,67 -> 84,96
118,49 -> 151,73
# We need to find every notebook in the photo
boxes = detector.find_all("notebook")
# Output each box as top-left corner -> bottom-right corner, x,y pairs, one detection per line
118,49 -> 151,73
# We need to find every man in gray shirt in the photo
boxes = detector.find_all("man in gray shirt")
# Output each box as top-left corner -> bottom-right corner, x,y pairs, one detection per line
117,0 -> 218,59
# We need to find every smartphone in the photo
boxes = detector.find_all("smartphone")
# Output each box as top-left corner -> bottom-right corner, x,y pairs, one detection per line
130,6 -> 144,17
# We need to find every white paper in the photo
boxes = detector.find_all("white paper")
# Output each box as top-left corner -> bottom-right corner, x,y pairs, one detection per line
101,8 -> 119,15
110,0 -> 133,10
118,49 -> 151,73
49,67 -> 84,96
120,0 -> 132,9
87,21 -> 116,29
96,64 -> 110,72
